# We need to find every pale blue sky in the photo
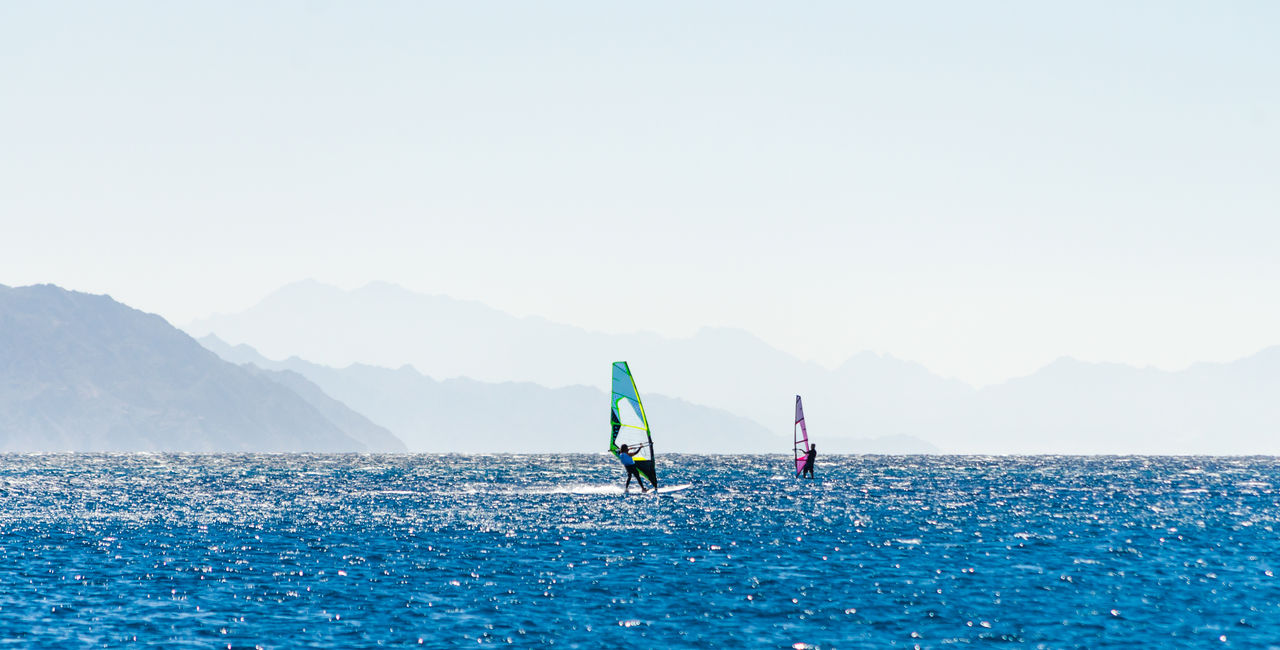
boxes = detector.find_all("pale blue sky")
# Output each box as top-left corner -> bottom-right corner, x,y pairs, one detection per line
2,2 -> 1278,385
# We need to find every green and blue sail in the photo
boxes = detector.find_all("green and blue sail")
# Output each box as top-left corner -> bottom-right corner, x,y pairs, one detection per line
610,361 -> 658,487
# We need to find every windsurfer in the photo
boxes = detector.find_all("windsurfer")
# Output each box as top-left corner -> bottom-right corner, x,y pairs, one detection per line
617,444 -> 649,492
802,444 -> 817,479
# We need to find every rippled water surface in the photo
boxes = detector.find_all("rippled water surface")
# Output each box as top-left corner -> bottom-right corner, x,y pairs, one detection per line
2,454 -> 1280,648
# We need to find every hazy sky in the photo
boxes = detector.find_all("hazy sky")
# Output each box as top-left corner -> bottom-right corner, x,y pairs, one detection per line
2,2 -> 1278,385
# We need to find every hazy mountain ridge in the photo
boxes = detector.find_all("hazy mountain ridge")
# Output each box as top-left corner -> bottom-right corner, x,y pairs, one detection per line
241,366 -> 406,452
192,281 -> 1280,454
0,284 -> 401,452
199,335 -> 818,454
187,281 -> 951,447
962,354 -> 1280,454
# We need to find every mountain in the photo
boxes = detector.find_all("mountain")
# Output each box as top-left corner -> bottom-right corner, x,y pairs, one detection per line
241,366 -> 405,452
0,284 -> 402,452
188,280 -> 597,386
959,354 -> 1280,455
190,281 -> 1280,454
187,281 -> 947,452
199,335 -> 792,454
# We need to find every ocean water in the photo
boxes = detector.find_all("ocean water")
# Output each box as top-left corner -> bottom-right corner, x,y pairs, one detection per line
1,454 -> 1279,648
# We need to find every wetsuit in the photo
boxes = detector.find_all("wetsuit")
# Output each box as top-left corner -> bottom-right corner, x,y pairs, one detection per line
618,451 -> 647,491
802,448 -> 816,478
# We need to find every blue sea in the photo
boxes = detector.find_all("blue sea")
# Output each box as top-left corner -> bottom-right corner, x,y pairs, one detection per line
2,454 -> 1279,648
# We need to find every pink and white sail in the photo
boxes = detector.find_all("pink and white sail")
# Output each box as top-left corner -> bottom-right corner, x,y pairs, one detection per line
793,395 -> 810,476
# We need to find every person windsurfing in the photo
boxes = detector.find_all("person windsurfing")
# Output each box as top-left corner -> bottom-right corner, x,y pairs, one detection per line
801,444 -> 817,479
616,443 -> 650,493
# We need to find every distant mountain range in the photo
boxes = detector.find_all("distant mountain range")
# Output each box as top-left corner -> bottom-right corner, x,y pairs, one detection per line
199,335 -> 922,454
6,280 -> 1278,454
0,282 -> 925,454
189,280 -> 1280,454
0,284 -> 404,452
187,281 -> 950,448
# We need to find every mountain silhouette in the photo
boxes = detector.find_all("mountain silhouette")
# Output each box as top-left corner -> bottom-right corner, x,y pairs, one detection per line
191,280 -> 1280,454
199,335 -> 800,453
188,281 -> 943,452
0,284 -> 403,452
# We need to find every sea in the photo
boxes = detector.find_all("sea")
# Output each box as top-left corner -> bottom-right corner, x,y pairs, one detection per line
1,454 -> 1278,648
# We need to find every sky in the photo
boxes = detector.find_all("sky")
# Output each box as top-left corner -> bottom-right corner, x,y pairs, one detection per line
2,1 -> 1278,386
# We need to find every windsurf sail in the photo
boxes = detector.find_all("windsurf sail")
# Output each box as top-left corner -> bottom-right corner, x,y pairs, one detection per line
793,395 -> 810,476
610,361 -> 658,488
